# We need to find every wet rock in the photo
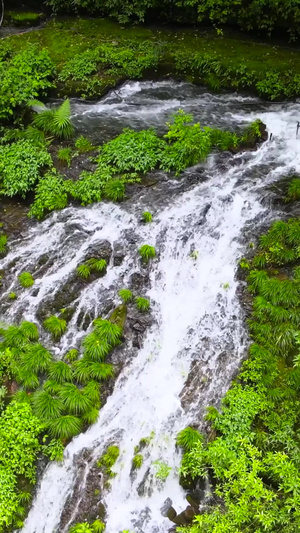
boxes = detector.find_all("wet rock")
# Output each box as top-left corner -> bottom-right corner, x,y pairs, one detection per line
113,242 -> 126,266
179,360 -> 210,410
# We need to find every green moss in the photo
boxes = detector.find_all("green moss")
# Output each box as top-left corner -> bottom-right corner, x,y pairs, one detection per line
6,11 -> 42,26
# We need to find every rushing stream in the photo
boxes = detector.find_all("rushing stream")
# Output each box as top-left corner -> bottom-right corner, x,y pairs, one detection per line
1,81 -> 300,532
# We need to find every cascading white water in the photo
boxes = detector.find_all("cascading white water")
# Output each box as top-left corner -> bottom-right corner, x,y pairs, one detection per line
1,81 -> 300,533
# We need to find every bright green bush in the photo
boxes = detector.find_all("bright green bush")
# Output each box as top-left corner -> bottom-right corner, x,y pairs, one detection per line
43,315 -> 67,340
33,99 -> 74,140
99,129 -> 164,173
135,297 -> 150,312
58,147 -> 72,167
139,244 -> 156,262
0,45 -> 54,121
18,272 -> 34,288
142,211 -> 153,223
0,140 -> 52,198
118,289 -> 133,303
75,136 -> 94,153
29,171 -> 69,219
132,453 -> 143,469
0,234 -> 7,255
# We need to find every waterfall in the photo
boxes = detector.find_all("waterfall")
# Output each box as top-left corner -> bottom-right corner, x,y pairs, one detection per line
1,81 -> 299,533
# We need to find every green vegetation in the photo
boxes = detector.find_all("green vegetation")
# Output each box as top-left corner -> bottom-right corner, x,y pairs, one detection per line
69,520 -> 105,533
153,460 -> 171,480
75,136 -> 94,153
8,292 -> 17,300
135,297 -> 150,313
32,99 -> 74,140
0,140 -> 52,198
177,216 -> 300,533
6,11 -> 42,26
58,147 -> 72,167
0,312 -> 124,528
18,272 -> 34,288
132,453 -> 143,469
29,171 -> 69,220
139,245 -> 156,263
0,234 -> 7,256
97,444 -> 120,477
43,315 -> 67,341
76,258 -> 107,280
142,212 -> 153,223
118,289 -> 133,303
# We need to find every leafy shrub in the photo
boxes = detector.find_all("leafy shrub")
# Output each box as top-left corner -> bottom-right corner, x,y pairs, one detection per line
139,244 -> 156,262
142,211 -> 153,223
286,178 -> 300,202
58,147 -> 72,167
70,165 -> 112,206
0,140 -> 52,198
18,272 -> 34,288
29,171 -> 69,220
33,99 -> 74,140
8,292 -> 17,300
0,45 -> 54,121
77,264 -> 91,279
135,297 -> 150,312
99,129 -> 164,173
118,289 -> 133,303
75,136 -> 94,153
59,49 -> 99,81
77,258 -> 107,279
132,453 -> 143,469
43,315 -> 67,340
47,415 -> 82,439
104,179 -> 125,201
177,427 -> 203,452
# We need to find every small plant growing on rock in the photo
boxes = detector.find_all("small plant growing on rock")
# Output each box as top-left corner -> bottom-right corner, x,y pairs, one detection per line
176,427 -> 203,452
139,244 -> 156,263
132,453 -> 143,469
18,272 -> 34,288
104,179 -> 125,202
222,282 -> 230,290
98,445 -> 120,469
91,520 -> 105,533
239,258 -> 250,269
43,315 -> 67,340
69,522 -> 94,533
86,258 -> 107,272
75,136 -> 94,154
77,264 -> 91,279
8,292 -> 17,300
118,289 -> 133,303
142,212 -> 153,223
58,147 -> 72,167
153,460 -> 171,480
0,234 -> 7,256
135,297 -> 150,313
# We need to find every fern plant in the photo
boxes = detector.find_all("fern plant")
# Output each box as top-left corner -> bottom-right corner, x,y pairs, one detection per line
135,297 -> 150,312
118,289 -> 133,303
33,99 -> 74,140
48,361 -> 73,383
59,383 -> 93,415
18,272 -> 34,288
93,319 -> 122,346
32,389 -> 64,420
75,136 -> 94,153
82,333 -> 111,361
43,315 -> 67,340
19,321 -> 39,341
139,244 -> 156,262
21,344 -> 52,374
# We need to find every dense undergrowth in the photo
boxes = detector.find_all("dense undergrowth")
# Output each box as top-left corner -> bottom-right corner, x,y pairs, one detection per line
41,0 -> 300,42
177,208 -> 300,532
2,18 -> 300,102
0,105 -> 263,221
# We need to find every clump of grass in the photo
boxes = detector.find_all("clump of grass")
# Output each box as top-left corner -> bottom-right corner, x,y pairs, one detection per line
75,135 -> 94,153
64,348 -> 79,362
77,258 -> 107,279
118,289 -> 133,303
77,264 -> 91,279
58,147 -> 72,167
142,212 -> 153,223
8,292 -> 17,300
139,244 -> 156,263
0,234 -> 7,256
135,297 -> 150,312
176,427 -> 203,452
132,453 -> 143,469
43,315 -> 67,340
18,272 -> 34,288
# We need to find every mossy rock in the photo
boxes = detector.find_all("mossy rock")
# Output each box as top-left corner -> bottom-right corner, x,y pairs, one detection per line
109,304 -> 127,330
6,11 -> 43,27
